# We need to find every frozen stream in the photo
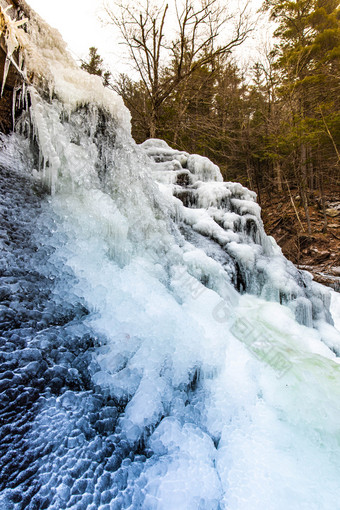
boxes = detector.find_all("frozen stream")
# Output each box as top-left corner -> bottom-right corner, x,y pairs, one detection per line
0,3 -> 340,509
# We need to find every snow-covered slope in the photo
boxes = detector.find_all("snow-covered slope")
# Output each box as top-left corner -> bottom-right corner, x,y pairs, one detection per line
0,4 -> 340,510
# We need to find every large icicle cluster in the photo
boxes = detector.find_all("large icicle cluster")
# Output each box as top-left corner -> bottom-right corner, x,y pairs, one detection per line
0,3 -> 340,510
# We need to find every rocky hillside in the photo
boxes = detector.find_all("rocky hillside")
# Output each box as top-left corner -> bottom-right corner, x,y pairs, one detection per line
261,189 -> 340,291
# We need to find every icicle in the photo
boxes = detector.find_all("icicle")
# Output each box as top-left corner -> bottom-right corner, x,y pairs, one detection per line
21,82 -> 26,109
38,151 -> 43,173
1,56 -> 10,97
11,85 -> 19,130
0,6 -> 28,95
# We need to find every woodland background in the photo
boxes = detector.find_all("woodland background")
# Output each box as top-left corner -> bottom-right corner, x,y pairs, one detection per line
74,0 -> 340,287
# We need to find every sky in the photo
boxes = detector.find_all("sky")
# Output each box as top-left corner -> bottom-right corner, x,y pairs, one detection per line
28,0 -> 272,78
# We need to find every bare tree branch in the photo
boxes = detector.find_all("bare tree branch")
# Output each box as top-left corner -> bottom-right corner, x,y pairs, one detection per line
104,0 -> 253,137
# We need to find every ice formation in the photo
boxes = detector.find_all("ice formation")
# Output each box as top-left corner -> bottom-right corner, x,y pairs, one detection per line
0,3 -> 340,509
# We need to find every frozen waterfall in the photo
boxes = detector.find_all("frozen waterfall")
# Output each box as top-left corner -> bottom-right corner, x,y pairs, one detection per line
0,3 -> 340,510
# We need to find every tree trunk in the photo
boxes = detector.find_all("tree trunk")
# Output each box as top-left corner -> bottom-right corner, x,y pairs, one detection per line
274,160 -> 283,192
300,186 -> 312,235
246,160 -> 253,190
307,146 -> 314,190
149,108 -> 157,139
319,171 -> 328,233
300,143 -> 312,235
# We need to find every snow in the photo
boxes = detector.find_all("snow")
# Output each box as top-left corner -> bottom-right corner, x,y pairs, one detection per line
0,5 -> 340,510
185,181 -> 233,209
187,154 -> 222,182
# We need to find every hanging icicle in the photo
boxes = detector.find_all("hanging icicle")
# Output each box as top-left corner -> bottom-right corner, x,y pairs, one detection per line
0,5 -> 27,96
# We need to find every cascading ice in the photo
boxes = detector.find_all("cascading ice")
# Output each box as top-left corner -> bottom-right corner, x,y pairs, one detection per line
141,138 -> 334,328
0,3 -> 340,510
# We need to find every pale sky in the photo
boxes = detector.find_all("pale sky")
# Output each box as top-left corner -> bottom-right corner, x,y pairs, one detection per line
28,0 -> 271,78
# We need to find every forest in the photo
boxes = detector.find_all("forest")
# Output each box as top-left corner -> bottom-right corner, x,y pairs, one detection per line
82,0 -> 340,286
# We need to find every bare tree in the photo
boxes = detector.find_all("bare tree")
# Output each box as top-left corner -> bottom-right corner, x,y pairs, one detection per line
103,0 -> 252,137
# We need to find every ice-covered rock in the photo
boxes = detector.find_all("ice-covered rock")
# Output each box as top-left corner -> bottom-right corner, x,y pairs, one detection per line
140,138 -> 334,327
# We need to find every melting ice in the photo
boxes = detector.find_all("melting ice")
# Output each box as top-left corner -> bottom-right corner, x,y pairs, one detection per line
0,3 -> 340,509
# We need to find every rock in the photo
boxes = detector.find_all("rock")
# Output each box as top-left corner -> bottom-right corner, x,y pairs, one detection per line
14,348 -> 42,363
0,378 -> 13,392
49,377 -> 64,393
56,483 -> 70,502
315,251 -> 330,263
331,267 -> 340,276
24,361 -> 43,377
326,208 -> 339,217
101,490 -> 113,504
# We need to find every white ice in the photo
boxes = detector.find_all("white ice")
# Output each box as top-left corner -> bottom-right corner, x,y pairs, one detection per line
1,5 -> 340,508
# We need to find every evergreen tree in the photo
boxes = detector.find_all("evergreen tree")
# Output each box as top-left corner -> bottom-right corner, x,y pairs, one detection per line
263,0 -> 340,230
81,47 -> 112,88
